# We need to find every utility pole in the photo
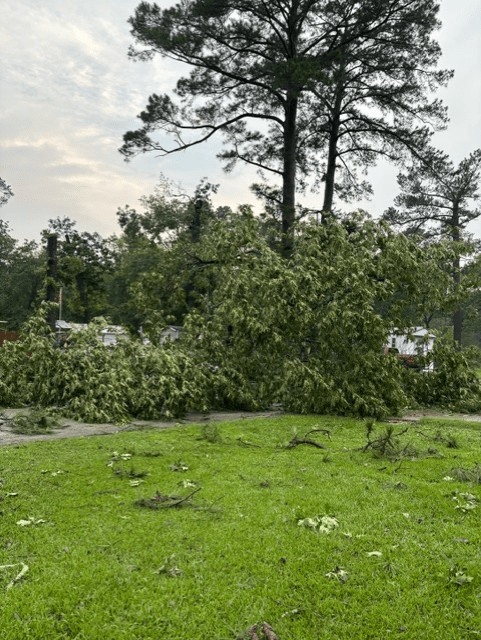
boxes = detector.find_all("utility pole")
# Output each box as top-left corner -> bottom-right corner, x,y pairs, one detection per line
46,234 -> 58,331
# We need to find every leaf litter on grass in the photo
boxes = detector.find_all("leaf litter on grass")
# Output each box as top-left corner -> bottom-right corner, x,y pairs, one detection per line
4,413 -> 481,639
297,515 -> 339,534
16,516 -> 47,526
0,563 -> 29,590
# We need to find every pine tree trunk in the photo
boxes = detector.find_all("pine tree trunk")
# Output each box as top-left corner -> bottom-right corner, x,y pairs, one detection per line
46,234 -> 58,330
281,94 -> 298,257
451,204 -> 462,349
322,70 -> 344,219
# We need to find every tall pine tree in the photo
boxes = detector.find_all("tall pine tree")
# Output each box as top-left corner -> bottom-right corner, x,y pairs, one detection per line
120,0 -> 450,254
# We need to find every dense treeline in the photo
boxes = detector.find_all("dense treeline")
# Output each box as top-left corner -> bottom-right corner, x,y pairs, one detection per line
1,177 -> 480,340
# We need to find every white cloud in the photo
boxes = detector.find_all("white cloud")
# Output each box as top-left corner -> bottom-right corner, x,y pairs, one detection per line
1,0 -> 480,243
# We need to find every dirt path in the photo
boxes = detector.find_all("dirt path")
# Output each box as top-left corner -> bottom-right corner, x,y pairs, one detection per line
1,407 -> 481,447
0,409 -> 284,447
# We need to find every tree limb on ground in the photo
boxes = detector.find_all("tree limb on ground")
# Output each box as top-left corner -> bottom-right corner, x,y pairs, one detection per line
287,428 -> 331,449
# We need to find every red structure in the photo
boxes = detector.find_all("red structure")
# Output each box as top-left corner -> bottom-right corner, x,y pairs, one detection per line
0,331 -> 20,347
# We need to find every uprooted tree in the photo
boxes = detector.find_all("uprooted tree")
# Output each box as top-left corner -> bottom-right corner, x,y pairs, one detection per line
120,0 -> 450,254
3,214 -> 478,422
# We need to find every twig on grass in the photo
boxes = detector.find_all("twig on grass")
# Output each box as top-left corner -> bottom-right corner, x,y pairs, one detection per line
287,437 -> 326,449
261,624 -> 278,640
304,428 -> 332,440
134,488 -> 201,510
286,427 -> 330,450
236,437 -> 261,448
113,468 -> 148,479
167,487 -> 201,507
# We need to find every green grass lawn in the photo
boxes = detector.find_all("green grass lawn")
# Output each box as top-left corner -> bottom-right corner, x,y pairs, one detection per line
1,415 -> 481,639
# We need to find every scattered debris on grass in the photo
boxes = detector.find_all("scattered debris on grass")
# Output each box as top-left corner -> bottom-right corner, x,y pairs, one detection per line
16,517 -> 47,526
325,566 -> 349,582
198,423 -> 223,444
450,463 -> 481,484
361,424 -> 418,460
434,431 -> 459,449
134,488 -> 201,510
156,555 -> 183,577
7,409 -> 61,435
137,451 -> 164,458
41,469 -> 65,476
237,622 -> 279,640
236,437 -> 261,448
169,461 -> 189,472
417,428 -> 460,449
452,491 -> 477,512
0,562 -> 29,590
178,479 -> 200,488
286,428 -> 331,450
107,452 -> 132,467
112,468 -> 148,479
298,514 -> 339,534
449,567 -> 474,586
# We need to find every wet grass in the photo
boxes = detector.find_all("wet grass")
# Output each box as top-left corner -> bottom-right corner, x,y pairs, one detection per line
1,415 -> 481,639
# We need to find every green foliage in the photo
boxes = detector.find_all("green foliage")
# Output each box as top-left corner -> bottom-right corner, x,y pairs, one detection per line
2,214 -> 480,421
0,220 -> 43,330
0,303 -> 208,423
0,303 -> 61,408
180,215 -> 468,417
121,339 -> 209,419
403,335 -> 481,412
43,217 -> 115,324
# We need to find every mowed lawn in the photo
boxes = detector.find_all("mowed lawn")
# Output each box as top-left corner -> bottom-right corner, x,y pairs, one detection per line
1,414 -> 481,639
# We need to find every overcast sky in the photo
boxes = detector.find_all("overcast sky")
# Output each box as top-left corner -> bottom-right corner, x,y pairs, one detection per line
1,0 -> 480,243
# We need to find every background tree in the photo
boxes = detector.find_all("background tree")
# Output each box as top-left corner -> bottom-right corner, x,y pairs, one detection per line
0,220 -> 43,329
0,178 -> 14,208
383,148 -> 481,346
313,3 -> 451,214
112,177 -> 237,332
43,218 -> 115,324
120,0 -> 449,254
